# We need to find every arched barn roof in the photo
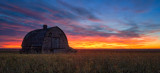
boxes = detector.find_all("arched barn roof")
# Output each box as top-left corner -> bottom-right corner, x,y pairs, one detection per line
47,26 -> 68,42
22,29 -> 47,47
22,26 -> 68,47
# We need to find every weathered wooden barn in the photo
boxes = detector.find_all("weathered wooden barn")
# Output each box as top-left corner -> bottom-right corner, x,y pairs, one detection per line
20,25 -> 76,54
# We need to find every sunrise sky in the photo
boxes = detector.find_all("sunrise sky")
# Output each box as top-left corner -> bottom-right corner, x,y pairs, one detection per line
0,0 -> 160,49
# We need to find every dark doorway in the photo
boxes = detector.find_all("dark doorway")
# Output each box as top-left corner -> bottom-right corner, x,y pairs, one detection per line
52,37 -> 60,49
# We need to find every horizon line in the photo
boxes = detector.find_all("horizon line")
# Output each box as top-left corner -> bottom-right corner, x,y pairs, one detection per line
0,48 -> 160,50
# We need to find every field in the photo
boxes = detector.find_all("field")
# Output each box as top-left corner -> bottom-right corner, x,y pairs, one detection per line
0,49 -> 160,73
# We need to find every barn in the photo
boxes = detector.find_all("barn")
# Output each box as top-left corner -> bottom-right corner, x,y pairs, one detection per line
20,25 -> 76,54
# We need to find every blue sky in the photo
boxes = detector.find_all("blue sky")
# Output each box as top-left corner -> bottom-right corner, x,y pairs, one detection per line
0,0 -> 160,49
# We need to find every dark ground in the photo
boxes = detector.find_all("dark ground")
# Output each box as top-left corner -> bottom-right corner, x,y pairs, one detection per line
0,49 -> 160,73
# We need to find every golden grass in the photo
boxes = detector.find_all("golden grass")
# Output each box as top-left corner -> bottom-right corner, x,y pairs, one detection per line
0,52 -> 160,73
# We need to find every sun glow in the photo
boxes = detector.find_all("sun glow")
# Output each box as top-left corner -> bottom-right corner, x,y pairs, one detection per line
68,35 -> 160,49
0,42 -> 21,49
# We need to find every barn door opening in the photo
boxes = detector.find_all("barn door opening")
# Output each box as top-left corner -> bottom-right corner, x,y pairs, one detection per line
52,37 -> 60,49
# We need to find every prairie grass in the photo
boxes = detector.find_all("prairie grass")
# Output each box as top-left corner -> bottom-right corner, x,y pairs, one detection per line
0,51 -> 160,73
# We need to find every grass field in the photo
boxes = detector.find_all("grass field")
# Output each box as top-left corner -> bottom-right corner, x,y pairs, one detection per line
0,50 -> 160,73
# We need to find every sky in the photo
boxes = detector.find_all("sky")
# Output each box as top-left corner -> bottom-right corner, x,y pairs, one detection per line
0,0 -> 160,49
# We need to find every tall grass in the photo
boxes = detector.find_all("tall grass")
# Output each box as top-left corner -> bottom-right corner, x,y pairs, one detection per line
0,52 -> 160,73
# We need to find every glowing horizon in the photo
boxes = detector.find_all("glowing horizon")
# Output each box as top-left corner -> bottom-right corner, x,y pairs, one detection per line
0,0 -> 160,49
1,34 -> 160,49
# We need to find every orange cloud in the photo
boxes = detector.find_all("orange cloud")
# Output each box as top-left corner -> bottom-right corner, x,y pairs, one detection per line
0,42 -> 21,48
